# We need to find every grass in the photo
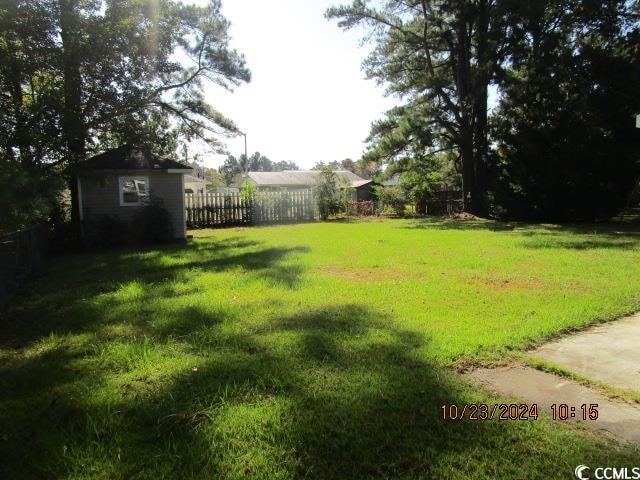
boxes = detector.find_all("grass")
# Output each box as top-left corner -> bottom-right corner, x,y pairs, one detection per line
2,217 -> 640,479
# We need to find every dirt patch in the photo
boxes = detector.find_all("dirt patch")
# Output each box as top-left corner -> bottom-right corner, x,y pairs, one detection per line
447,212 -> 483,221
320,265 -> 414,283
469,275 -> 547,291
466,270 -> 592,293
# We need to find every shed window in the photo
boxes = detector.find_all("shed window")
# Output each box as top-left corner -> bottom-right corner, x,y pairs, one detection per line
119,176 -> 149,206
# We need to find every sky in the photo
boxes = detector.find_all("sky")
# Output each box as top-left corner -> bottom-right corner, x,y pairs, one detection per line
190,0 -> 397,170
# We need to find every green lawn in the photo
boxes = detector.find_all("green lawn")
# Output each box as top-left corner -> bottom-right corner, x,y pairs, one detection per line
2,218 -> 640,479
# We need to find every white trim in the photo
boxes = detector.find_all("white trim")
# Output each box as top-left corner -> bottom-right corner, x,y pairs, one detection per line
167,168 -> 192,174
77,177 -> 84,221
118,175 -> 149,206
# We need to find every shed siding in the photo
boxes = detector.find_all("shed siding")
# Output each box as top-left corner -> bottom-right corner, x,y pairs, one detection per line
79,171 -> 186,239
356,184 -> 374,201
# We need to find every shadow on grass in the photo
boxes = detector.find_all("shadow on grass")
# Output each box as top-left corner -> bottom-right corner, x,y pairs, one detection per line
0,236 -> 309,348
402,217 -> 640,250
2,228 -> 640,478
0,303 -> 528,478
3,301 -> 636,479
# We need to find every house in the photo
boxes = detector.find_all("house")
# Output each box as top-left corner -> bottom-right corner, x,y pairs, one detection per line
244,170 -> 375,201
212,186 -> 240,195
183,173 -> 209,194
73,144 -> 191,240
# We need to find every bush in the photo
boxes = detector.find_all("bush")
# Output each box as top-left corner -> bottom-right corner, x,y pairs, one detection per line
374,186 -> 407,217
346,200 -> 375,216
131,196 -> 174,244
316,167 -> 342,220
240,180 -> 256,201
85,215 -> 129,247
0,162 -> 65,235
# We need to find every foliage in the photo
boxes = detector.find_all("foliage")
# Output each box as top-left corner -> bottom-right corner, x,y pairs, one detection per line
385,154 -> 444,214
84,215 -> 129,248
186,159 -> 225,190
0,161 -> 64,234
3,220 -> 640,478
313,158 -> 380,179
316,166 -> 341,220
0,0 -> 250,224
374,185 -> 407,217
240,180 -> 256,202
272,160 -> 299,171
312,160 -> 341,171
220,152 -> 299,186
83,197 -> 174,247
328,0 -> 640,220
352,157 -> 382,179
327,0 -> 502,214
345,200 -> 374,216
490,3 -> 640,221
338,176 -> 355,209
253,190 -> 293,218
131,196 -> 174,245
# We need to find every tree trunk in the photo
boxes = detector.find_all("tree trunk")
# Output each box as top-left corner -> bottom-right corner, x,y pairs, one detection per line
455,17 -> 479,215
59,0 -> 86,224
473,0 -> 490,217
460,129 -> 478,214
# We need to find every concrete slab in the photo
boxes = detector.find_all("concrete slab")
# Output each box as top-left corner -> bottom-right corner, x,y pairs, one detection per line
469,366 -> 640,444
531,313 -> 640,392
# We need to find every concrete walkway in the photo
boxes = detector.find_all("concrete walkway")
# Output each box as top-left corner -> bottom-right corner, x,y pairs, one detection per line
531,312 -> 640,391
466,312 -> 640,444
469,366 -> 640,444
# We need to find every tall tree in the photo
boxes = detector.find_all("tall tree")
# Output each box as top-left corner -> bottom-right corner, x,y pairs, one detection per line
0,0 -> 250,227
491,0 -> 640,220
327,0 -> 507,215
219,152 -> 298,186
312,160 -> 341,170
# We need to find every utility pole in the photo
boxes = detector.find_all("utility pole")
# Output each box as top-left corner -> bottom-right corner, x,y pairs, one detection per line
238,130 -> 248,172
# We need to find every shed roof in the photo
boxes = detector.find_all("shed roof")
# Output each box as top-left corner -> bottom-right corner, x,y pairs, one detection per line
246,170 -> 371,188
74,145 -> 191,172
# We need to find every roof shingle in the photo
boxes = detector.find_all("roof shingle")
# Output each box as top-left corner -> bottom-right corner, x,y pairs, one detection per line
246,170 -> 371,188
74,145 -> 191,172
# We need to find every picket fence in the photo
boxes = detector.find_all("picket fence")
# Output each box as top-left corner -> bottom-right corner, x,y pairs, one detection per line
185,190 -> 317,228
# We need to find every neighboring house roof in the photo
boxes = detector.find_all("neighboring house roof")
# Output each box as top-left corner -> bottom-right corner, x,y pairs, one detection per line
247,171 -> 317,186
246,170 -> 372,188
184,174 -> 208,184
74,144 -> 191,172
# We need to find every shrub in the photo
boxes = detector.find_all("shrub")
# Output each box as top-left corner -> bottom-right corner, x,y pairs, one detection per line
316,167 -> 342,220
375,186 -> 407,217
346,200 -> 375,216
85,215 -> 129,247
240,180 -> 256,201
131,196 -> 174,244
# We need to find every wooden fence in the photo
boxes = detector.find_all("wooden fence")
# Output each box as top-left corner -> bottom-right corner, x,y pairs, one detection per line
0,223 -> 48,307
185,190 -> 317,228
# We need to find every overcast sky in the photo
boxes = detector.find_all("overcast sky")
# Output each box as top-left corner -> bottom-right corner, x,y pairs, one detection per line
191,0 -> 396,170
